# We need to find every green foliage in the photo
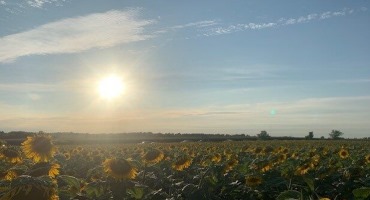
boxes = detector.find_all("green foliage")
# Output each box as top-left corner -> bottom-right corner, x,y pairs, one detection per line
353,187 -> 370,200
329,129 -> 344,139
0,140 -> 369,199
305,132 -> 314,140
257,130 -> 271,140
276,190 -> 301,200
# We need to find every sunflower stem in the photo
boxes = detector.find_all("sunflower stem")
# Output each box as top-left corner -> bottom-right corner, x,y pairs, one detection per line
142,163 -> 147,184
198,167 -> 211,189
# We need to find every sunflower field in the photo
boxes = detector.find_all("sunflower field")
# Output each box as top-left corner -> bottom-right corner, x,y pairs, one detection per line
0,133 -> 369,200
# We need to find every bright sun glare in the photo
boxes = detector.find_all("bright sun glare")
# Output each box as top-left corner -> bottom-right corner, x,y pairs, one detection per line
98,75 -> 125,100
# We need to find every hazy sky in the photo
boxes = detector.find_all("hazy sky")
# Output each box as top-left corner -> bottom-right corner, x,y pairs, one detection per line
1,1 -> 369,137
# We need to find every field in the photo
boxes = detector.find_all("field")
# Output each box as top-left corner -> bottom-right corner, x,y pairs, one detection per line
0,134 -> 369,200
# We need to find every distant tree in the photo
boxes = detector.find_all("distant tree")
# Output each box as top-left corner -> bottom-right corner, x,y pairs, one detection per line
305,131 -> 314,140
329,129 -> 344,139
257,130 -> 271,140
320,136 -> 325,140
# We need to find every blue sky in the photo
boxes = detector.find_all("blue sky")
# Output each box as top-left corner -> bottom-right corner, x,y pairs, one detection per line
0,0 -> 369,137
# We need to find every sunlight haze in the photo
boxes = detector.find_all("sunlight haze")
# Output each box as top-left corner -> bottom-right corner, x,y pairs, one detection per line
0,1 -> 369,138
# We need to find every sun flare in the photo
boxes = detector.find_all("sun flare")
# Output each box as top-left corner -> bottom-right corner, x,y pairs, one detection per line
98,75 -> 125,100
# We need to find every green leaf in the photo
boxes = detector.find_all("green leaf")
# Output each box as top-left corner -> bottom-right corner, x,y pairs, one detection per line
182,184 -> 197,193
84,181 -> 106,198
58,175 -> 80,189
276,190 -> 301,200
204,175 -> 218,186
353,187 -> 370,200
127,186 -> 145,199
303,177 -> 314,191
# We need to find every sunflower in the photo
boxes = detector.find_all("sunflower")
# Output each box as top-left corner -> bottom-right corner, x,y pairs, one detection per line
200,156 -> 211,167
0,175 -> 58,200
261,163 -> 273,172
63,152 -> 71,160
245,176 -> 262,187
102,158 -> 137,180
27,162 -> 60,178
21,134 -> 56,163
254,147 -> 263,154
278,154 -> 287,163
223,149 -> 233,159
142,149 -> 164,164
338,149 -> 349,159
290,152 -> 299,159
365,154 -> 370,164
310,155 -> 320,168
211,153 -> 222,163
263,146 -> 274,154
5,170 -> 18,181
189,150 -> 196,158
295,164 -> 310,175
172,156 -> 192,171
0,147 -> 22,164
224,158 -> 239,173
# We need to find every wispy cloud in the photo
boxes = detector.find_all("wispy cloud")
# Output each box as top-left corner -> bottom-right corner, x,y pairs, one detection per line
0,9 -> 155,63
26,0 -> 63,8
0,83 -> 57,92
204,8 -> 362,36
169,96 -> 370,117
0,0 -> 65,15
171,20 -> 218,29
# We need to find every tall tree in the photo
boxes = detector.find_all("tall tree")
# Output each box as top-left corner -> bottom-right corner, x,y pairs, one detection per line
257,130 -> 271,140
329,130 -> 344,139
305,131 -> 314,140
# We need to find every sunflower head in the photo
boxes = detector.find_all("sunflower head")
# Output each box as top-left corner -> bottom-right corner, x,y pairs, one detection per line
281,148 -> 289,154
254,147 -> 263,154
261,163 -> 273,172
365,154 -> 370,164
211,153 -> 222,163
0,175 -> 58,200
0,147 -> 22,164
5,170 -> 18,181
172,156 -> 192,171
245,176 -> 262,187
338,149 -> 349,159
223,158 -> 239,173
295,164 -> 311,175
102,158 -> 137,180
278,154 -> 287,162
263,146 -> 274,154
63,152 -> 71,160
21,134 -> 56,163
142,149 -> 164,164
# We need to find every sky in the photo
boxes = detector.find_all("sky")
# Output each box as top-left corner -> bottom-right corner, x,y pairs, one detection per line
0,0 -> 370,138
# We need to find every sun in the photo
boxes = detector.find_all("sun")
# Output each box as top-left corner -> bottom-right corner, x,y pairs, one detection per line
98,75 -> 125,100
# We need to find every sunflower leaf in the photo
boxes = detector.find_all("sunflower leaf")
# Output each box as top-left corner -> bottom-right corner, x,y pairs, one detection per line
303,177 -> 314,192
276,190 -> 301,200
58,175 -> 80,189
353,187 -> 370,199
127,186 -> 145,199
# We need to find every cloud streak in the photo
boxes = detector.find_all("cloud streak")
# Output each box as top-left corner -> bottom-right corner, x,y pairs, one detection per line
26,0 -> 62,8
203,8 -> 360,36
171,20 -> 218,29
0,9 -> 155,63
